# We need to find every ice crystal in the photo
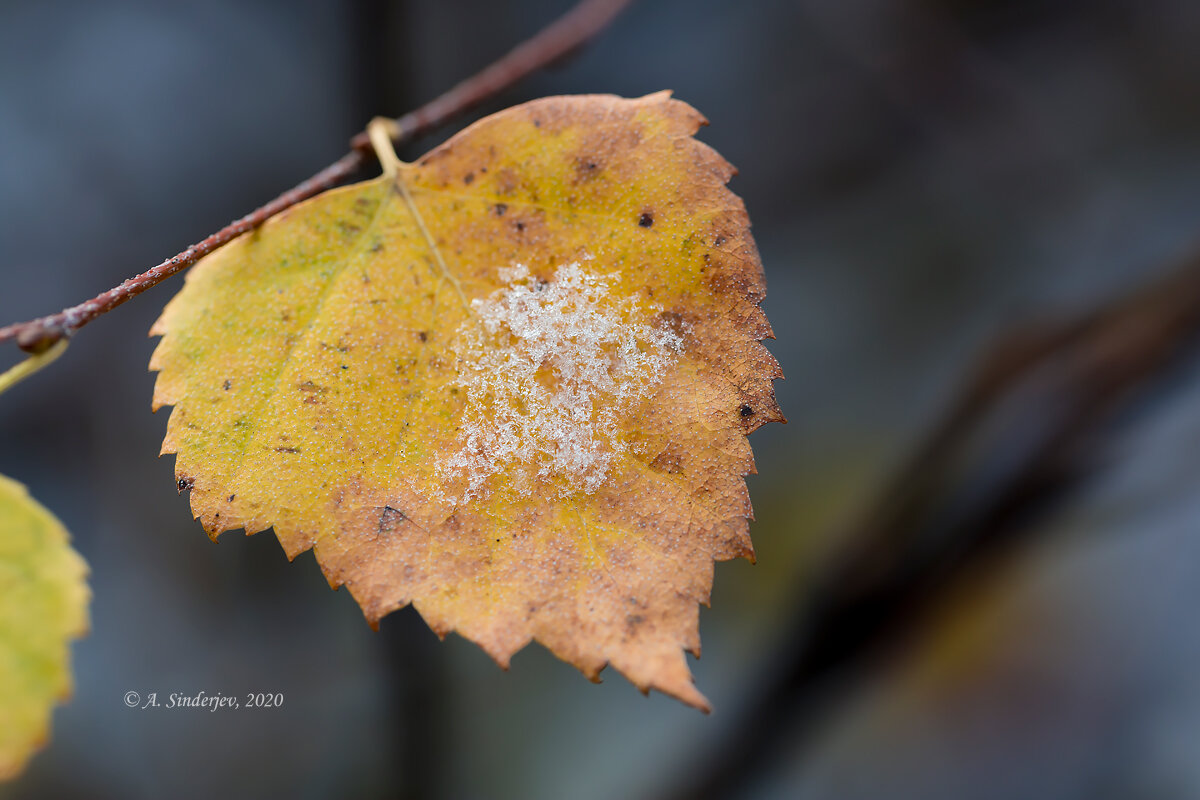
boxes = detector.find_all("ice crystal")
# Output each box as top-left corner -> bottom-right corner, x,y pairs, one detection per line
441,262 -> 683,501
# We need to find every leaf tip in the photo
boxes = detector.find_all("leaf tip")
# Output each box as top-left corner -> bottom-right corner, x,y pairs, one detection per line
673,683 -> 712,713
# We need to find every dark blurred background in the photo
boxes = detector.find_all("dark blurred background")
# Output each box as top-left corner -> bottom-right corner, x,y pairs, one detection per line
5,0 -> 1200,798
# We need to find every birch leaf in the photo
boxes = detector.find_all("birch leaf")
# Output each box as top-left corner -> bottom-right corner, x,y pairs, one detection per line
0,474 -> 89,779
150,92 -> 783,709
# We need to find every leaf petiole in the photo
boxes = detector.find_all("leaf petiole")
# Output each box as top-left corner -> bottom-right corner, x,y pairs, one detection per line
0,339 -> 68,398
367,117 -> 404,177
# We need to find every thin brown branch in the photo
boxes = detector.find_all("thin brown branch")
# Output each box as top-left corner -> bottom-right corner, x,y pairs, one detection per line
348,0 -> 633,153
0,152 -> 367,353
0,0 -> 633,354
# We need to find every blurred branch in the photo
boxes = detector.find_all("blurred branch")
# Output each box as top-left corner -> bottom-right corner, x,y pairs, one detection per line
0,0 -> 633,355
666,253 -> 1200,800
381,608 -> 450,800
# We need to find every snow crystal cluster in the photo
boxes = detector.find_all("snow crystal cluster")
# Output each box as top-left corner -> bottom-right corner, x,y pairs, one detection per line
441,262 -> 683,501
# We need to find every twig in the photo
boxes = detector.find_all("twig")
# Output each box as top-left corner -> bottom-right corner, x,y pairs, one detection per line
664,252 -> 1200,800
0,0 -> 633,354
347,0 -> 632,153
0,339 -> 68,395
0,153 -> 366,354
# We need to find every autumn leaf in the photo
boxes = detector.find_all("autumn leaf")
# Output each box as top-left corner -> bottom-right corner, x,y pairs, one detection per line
0,474 -> 89,779
149,92 -> 782,709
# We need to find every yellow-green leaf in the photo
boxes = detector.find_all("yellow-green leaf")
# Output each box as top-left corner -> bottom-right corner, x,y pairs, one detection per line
0,474 -> 89,780
150,92 -> 782,709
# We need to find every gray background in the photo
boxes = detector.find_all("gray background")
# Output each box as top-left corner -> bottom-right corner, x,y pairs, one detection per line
4,0 -> 1200,798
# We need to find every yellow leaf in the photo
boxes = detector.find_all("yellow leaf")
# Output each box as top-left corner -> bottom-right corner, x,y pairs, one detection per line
0,474 -> 89,779
150,92 -> 783,709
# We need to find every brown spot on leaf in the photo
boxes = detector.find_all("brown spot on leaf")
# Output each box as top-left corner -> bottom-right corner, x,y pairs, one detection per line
656,310 -> 689,340
574,157 -> 602,181
496,167 -> 519,195
378,505 -> 407,534
650,449 -> 685,475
